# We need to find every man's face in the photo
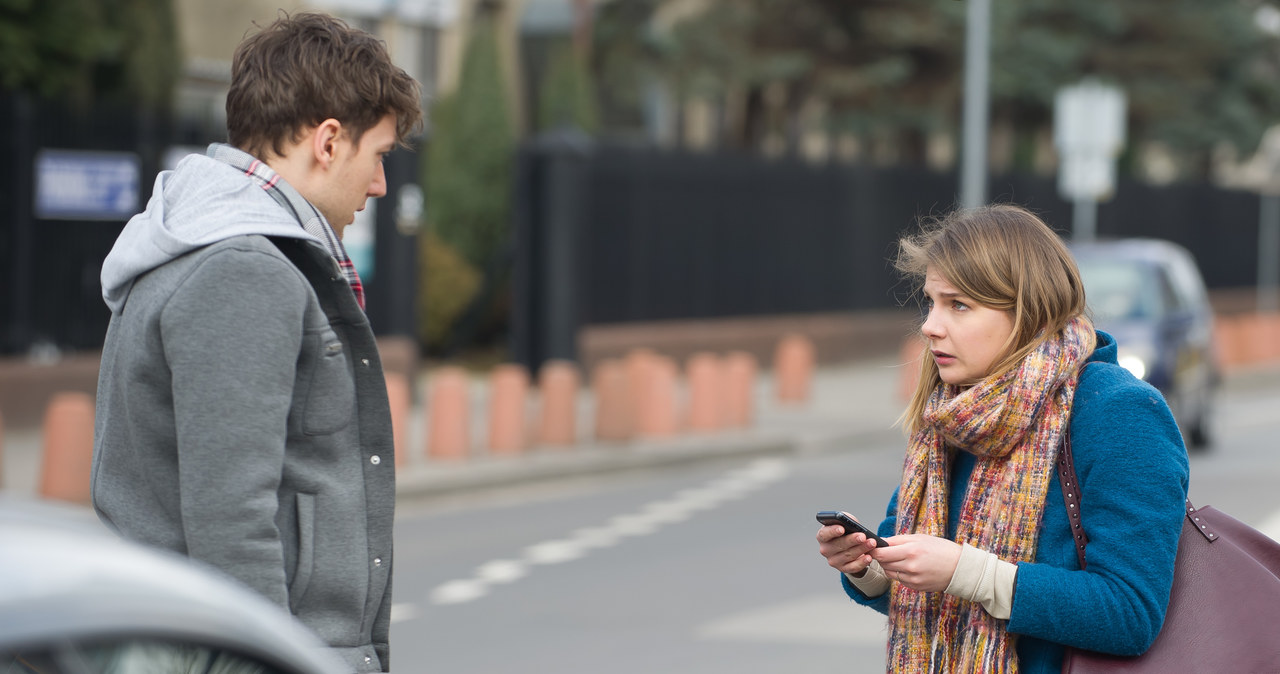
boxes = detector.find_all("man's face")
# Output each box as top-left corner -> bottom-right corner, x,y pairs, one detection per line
315,114 -> 396,237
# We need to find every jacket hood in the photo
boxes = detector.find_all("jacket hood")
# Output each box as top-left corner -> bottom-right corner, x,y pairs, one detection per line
100,152 -> 319,314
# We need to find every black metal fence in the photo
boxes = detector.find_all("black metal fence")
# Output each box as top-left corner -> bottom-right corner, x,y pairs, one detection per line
512,136 -> 1271,370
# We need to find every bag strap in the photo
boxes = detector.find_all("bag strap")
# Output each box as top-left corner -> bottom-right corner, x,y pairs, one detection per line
1056,431 -> 1092,570
1057,363 -> 1213,571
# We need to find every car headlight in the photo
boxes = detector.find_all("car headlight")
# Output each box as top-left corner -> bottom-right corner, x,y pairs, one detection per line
1116,347 -> 1151,381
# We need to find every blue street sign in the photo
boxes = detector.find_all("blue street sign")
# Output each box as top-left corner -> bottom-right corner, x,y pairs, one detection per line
34,150 -> 141,220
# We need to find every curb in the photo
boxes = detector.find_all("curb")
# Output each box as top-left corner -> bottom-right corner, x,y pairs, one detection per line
395,432 -> 793,499
393,423 -> 905,501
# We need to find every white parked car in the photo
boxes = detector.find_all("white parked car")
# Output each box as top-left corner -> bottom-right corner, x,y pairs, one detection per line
0,497 -> 348,674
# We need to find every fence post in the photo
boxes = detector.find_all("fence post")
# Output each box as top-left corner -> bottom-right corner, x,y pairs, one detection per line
510,129 -> 595,374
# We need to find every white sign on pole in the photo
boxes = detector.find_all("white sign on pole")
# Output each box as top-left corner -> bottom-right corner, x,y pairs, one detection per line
1054,80 -> 1126,202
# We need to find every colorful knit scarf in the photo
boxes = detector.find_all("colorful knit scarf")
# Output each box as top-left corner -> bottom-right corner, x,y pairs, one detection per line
887,317 -> 1094,673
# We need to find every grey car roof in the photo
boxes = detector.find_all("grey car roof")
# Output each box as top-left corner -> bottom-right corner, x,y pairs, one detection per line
0,497 -> 346,674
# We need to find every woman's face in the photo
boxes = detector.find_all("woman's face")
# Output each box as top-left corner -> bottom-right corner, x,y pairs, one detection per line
920,267 -> 1016,387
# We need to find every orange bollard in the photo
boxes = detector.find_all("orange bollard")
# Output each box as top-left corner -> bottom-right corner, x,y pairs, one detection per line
1213,317 -> 1239,369
1226,315 -> 1251,368
685,352 -> 724,432
723,351 -> 757,428
1238,314 -> 1268,364
624,348 -> 658,426
39,392 -> 95,504
426,367 -> 470,461
488,364 -> 530,454
636,355 -> 679,438
1262,314 -> 1280,362
898,336 -> 927,401
774,334 -> 815,403
537,360 -> 579,447
385,372 -> 411,467
592,359 -> 632,442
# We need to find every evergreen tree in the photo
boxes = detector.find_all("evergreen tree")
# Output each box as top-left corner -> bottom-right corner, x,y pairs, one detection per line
0,0 -> 179,107
418,14 -> 516,351
537,41 -> 599,134
423,15 -> 515,267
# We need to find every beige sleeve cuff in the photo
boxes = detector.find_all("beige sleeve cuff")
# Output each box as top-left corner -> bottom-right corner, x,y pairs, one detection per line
942,543 -> 1018,620
844,560 -> 890,598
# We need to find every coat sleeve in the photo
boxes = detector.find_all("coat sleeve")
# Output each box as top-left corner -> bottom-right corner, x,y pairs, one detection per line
159,246 -> 308,609
842,485 -> 902,614
1007,373 -> 1190,655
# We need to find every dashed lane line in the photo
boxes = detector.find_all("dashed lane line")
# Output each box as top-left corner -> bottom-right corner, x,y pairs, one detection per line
425,458 -> 791,606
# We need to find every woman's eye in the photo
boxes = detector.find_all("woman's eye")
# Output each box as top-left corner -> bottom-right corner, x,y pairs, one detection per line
952,300 -> 969,311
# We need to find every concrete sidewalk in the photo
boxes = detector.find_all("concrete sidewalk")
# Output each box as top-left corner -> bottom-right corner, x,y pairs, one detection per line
0,356 -> 910,503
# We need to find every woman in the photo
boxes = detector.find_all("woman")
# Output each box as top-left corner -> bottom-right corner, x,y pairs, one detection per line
817,205 -> 1188,673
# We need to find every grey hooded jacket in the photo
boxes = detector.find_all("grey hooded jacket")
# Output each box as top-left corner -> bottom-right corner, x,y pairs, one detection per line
92,150 -> 395,673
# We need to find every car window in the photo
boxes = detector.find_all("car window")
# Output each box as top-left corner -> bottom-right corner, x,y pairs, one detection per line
1156,266 -> 1183,313
1,639 -> 290,674
1078,259 -> 1168,321
1165,252 -> 1211,314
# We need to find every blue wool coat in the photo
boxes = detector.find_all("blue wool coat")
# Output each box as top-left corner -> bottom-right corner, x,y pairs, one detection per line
844,332 -> 1190,673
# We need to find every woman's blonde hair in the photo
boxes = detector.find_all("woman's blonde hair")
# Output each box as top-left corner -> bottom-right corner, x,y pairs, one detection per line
896,204 -> 1094,433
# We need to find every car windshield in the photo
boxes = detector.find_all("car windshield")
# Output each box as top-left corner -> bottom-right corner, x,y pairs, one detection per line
1078,259 -> 1168,322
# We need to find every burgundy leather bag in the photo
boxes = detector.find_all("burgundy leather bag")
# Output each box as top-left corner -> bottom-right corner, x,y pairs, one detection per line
1056,435 -> 1280,673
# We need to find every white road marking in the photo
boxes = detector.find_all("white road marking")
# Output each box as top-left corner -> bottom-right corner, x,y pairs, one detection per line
427,457 -> 792,605
524,539 -> 588,564
476,559 -> 527,583
430,579 -> 488,605
696,594 -> 887,646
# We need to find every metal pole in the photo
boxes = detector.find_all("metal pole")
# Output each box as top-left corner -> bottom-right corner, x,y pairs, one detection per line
960,0 -> 991,209
1258,193 -> 1280,313
1073,197 -> 1097,242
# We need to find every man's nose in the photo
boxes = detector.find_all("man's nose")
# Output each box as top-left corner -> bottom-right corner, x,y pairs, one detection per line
368,162 -> 387,198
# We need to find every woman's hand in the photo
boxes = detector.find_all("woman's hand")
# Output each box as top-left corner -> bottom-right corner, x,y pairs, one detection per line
871,534 -> 963,592
817,520 -> 880,576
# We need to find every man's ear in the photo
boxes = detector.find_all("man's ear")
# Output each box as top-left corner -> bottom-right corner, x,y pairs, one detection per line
311,118 -> 344,169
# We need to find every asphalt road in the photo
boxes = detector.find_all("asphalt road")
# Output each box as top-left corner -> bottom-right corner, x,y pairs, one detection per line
388,380 -> 1280,673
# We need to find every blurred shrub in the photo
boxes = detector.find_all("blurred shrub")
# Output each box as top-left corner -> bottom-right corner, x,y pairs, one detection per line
537,42 -> 599,134
418,15 -> 515,353
0,0 -> 179,107
417,231 -> 481,351
421,16 -> 514,269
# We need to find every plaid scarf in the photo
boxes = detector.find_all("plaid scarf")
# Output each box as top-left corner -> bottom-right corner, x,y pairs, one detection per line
207,143 -> 365,310
888,317 -> 1094,673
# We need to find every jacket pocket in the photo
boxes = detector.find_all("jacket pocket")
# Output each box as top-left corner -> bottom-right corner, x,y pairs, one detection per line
299,329 -> 355,435
288,492 -> 316,613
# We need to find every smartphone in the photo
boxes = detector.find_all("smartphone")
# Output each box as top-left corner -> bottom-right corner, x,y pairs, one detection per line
816,511 -> 890,548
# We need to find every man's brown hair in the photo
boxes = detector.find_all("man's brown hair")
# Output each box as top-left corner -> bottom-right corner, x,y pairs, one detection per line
227,12 -> 422,160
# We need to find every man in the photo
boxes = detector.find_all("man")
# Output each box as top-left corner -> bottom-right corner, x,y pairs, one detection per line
92,13 -> 421,672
